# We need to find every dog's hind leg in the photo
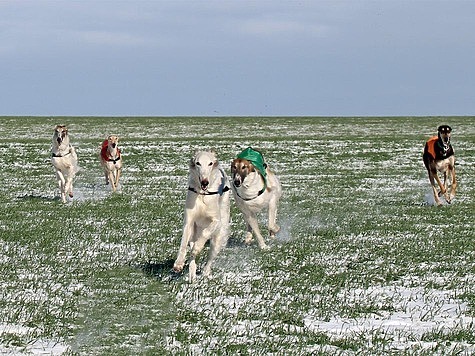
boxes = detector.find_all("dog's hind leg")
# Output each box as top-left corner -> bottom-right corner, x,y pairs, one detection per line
428,172 -> 443,206
450,166 -> 457,201
268,198 -> 281,238
202,235 -> 221,277
188,259 -> 197,283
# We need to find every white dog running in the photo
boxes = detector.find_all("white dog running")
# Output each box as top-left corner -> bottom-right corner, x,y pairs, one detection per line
100,135 -> 122,192
173,150 -> 231,282
231,147 -> 282,250
51,125 -> 78,203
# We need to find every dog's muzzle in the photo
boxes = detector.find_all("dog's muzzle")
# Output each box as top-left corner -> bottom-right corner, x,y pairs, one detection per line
233,174 -> 242,187
57,137 -> 62,144
201,179 -> 209,190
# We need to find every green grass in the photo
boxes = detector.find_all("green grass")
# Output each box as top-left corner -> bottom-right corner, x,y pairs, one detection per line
0,116 -> 474,354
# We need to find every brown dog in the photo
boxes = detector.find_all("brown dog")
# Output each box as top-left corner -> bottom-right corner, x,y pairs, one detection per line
423,125 -> 457,206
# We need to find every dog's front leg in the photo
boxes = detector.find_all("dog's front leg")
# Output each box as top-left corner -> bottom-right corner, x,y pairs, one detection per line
188,219 -> 219,281
174,219 -> 193,273
428,172 -> 443,206
55,170 -> 67,203
114,168 -> 121,191
103,168 -> 110,185
435,172 -> 451,203
244,213 -> 269,250
65,171 -> 74,199
244,223 -> 253,244
202,233 -> 221,277
108,170 -> 117,192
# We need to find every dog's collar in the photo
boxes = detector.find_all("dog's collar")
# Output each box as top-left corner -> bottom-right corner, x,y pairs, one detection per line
188,167 -> 229,196
102,146 -> 121,163
52,145 -> 72,158
232,181 -> 266,201
106,156 -> 121,163
52,151 -> 71,158
437,139 -> 451,153
188,185 -> 230,196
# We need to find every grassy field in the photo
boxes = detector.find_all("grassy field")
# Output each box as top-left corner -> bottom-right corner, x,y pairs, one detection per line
0,116 -> 474,355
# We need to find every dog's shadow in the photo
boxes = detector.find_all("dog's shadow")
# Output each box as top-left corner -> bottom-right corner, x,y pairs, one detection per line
140,258 -> 183,283
17,194 -> 58,202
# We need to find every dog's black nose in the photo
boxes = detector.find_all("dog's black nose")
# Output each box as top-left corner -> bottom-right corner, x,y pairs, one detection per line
201,180 -> 209,190
111,143 -> 116,148
233,179 -> 241,187
57,137 -> 62,144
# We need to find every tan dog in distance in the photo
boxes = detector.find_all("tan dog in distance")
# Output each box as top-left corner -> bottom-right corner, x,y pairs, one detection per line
100,135 -> 122,192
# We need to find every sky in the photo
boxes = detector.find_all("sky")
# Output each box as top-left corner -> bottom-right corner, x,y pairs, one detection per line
1,0 -> 474,117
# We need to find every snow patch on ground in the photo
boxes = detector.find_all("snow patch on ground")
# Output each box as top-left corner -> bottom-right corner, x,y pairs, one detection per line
0,323 -> 68,355
304,285 -> 475,352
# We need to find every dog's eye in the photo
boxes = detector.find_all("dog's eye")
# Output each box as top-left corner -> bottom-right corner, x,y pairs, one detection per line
208,162 -> 213,166
196,162 -> 201,166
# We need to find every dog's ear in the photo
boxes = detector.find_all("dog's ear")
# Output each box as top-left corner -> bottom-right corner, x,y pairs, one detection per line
189,156 -> 196,168
209,149 -> 219,167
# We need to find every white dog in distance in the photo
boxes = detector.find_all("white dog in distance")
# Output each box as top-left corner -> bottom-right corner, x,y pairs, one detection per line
173,150 -> 231,282
51,125 -> 78,203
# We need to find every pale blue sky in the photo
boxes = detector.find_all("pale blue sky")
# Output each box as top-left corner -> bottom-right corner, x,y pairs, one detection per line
1,0 -> 474,116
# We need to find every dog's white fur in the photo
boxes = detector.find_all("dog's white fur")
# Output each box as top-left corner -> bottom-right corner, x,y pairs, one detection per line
231,157 -> 282,250
51,125 -> 78,203
100,135 -> 122,192
173,150 -> 231,282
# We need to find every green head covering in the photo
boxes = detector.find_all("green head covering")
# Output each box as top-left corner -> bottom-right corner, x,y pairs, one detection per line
237,147 -> 267,181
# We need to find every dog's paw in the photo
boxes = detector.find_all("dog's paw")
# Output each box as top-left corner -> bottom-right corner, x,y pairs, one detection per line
202,265 -> 212,277
259,243 -> 270,251
244,232 -> 254,245
173,263 -> 184,273
269,225 -> 280,238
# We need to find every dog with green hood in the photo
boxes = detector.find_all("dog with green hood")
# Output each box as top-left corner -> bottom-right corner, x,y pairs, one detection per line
230,147 -> 282,250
